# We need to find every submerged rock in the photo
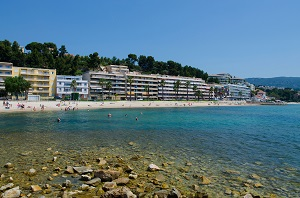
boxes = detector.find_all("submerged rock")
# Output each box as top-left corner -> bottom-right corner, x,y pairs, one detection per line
65,166 -> 74,174
148,164 -> 160,171
26,168 -> 37,176
169,188 -> 182,198
85,178 -> 101,185
2,186 -> 21,198
200,176 -> 211,185
154,190 -> 169,198
102,182 -> 117,192
73,166 -> 93,174
0,183 -> 14,191
102,187 -> 136,198
113,177 -> 130,185
31,185 -> 42,192
97,158 -> 107,166
94,170 -> 120,182
4,163 -> 13,169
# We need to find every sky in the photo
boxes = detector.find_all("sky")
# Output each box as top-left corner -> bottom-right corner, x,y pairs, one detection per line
1,0 -> 300,78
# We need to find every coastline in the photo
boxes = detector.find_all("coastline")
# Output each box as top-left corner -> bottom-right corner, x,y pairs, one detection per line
0,100 -> 251,113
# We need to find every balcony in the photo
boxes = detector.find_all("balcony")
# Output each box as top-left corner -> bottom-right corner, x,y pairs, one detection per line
0,72 -> 12,77
38,72 -> 50,76
31,83 -> 50,87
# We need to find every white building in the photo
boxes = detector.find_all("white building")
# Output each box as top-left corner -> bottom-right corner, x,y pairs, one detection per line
83,65 -> 210,101
224,84 -> 251,100
56,75 -> 88,99
0,62 -> 13,90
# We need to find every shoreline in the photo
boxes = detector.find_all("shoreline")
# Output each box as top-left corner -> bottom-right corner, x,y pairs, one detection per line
0,100 -> 252,113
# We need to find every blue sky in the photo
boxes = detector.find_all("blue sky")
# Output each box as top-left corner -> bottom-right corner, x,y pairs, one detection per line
1,0 -> 300,78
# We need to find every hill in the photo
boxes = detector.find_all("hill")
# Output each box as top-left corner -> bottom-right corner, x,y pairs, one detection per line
246,77 -> 300,90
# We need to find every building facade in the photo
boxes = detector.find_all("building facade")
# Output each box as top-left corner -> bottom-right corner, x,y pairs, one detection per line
83,65 -> 210,101
56,75 -> 89,99
12,67 -> 56,98
0,62 -> 13,90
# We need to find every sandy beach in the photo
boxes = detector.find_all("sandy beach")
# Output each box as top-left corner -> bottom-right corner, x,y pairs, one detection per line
0,100 -> 249,113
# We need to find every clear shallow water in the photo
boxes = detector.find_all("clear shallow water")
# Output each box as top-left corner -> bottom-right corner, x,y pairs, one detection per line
0,105 -> 299,197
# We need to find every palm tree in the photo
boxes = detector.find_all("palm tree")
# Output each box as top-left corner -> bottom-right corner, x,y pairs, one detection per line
70,79 -> 77,100
127,76 -> 134,101
98,78 -> 106,100
106,81 -> 112,100
185,81 -> 191,101
192,84 -> 197,100
214,87 -> 219,100
159,79 -> 165,100
144,84 -> 150,100
173,80 -> 181,100
195,90 -> 203,101
209,87 -> 214,101
70,79 -> 77,93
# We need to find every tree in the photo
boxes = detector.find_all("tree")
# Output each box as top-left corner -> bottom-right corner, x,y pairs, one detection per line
173,80 -> 181,100
106,81 -> 112,100
4,76 -> 31,100
195,90 -> 203,101
192,84 -> 198,100
209,87 -> 214,101
70,79 -> 77,93
214,87 -> 219,100
144,84 -> 150,100
159,79 -> 166,100
0,89 -> 7,98
185,81 -> 190,101
88,52 -> 101,70
98,78 -> 106,100
127,76 -> 134,101
59,45 -> 68,57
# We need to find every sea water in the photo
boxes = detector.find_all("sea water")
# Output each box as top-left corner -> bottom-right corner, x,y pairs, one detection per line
0,104 -> 299,197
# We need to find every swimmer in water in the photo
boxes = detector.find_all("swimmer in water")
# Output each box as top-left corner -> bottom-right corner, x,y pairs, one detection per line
57,118 -> 61,122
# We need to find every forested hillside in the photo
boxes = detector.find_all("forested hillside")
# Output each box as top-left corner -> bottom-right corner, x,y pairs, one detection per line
246,77 -> 300,90
0,40 -> 208,80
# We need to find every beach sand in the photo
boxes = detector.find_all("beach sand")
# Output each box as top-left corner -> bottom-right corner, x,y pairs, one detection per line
0,100 -> 249,113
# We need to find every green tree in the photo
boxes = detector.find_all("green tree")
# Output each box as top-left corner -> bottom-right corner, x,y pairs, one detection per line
209,87 -> 214,101
159,79 -> 166,100
88,52 -> 101,70
0,89 -> 7,98
4,76 -> 31,100
106,81 -> 112,99
59,45 -> 68,57
98,78 -> 106,100
185,81 -> 190,101
195,90 -> 203,101
173,80 -> 181,100
127,76 -> 134,101
144,84 -> 150,100
70,79 -> 77,93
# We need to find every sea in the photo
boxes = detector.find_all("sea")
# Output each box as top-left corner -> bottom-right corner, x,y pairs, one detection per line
0,104 -> 299,197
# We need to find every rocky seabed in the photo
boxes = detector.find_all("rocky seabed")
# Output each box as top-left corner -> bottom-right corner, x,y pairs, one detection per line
0,142 -> 290,198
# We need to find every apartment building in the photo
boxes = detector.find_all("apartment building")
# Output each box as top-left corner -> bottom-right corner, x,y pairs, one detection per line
0,62 -> 13,90
12,67 -> 56,98
83,65 -> 210,100
56,75 -> 89,99
156,75 -> 210,100
224,84 -> 251,100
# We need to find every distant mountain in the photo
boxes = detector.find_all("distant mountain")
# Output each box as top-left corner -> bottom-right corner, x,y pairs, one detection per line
246,77 -> 300,90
